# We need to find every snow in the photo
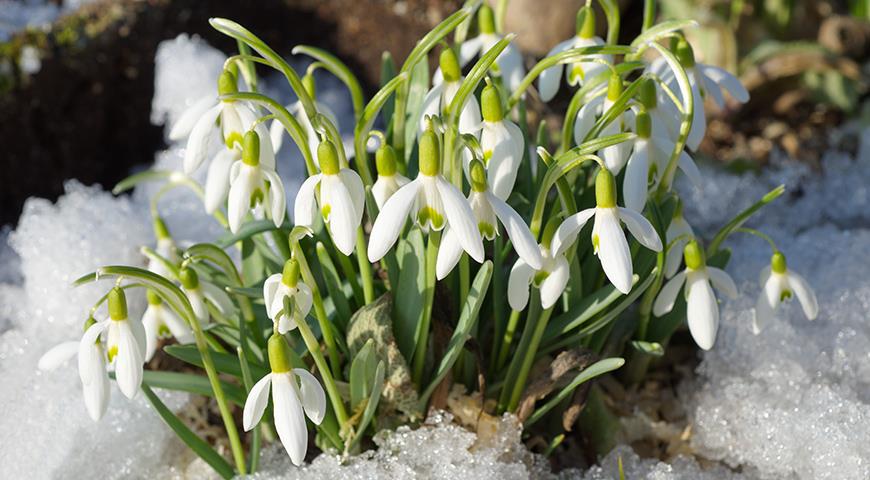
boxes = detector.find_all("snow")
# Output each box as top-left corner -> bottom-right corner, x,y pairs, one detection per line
2,31 -> 870,479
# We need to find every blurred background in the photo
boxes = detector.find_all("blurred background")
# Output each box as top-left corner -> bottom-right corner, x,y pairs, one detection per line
1,0 -> 868,226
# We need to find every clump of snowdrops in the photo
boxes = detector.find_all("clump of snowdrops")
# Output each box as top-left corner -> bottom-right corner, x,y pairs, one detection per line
38,1 -> 819,476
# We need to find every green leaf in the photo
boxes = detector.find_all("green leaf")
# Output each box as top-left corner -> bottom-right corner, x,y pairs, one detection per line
597,0 -> 621,44
393,228 -> 426,361
419,261 -> 492,404
543,281 -> 627,342
349,339 -> 378,410
165,344 -> 269,379
380,52 -> 397,127
139,370 -> 247,406
216,219 -> 290,249
707,185 -> 785,256
185,243 -> 243,286
141,385 -> 235,479
348,360 -> 386,452
292,45 -> 364,118
401,6 -> 473,74
449,35 -> 513,123
524,357 -> 625,427
112,169 -> 178,195
630,19 -> 698,48
630,340 -> 664,357
403,60 -> 429,164
354,72 -> 409,184
316,242 -> 352,330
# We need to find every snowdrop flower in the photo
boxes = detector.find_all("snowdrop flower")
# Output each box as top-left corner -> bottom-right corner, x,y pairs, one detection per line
663,205 -> 694,278
368,127 -> 484,263
753,251 -> 818,334
294,139 -> 365,256
448,4 -> 524,92
243,334 -> 325,466
419,47 -> 482,136
573,73 -> 635,173
142,289 -> 194,362
269,72 -> 340,164
38,320 -> 107,420
170,70 -> 276,176
622,108 -> 702,212
649,39 -> 749,150
552,168 -> 663,294
465,83 -> 525,200
263,259 -> 313,334
147,216 -> 181,278
227,131 -> 286,233
653,240 -> 737,350
77,288 -> 147,420
437,160 -> 542,279
507,217 -> 569,311
372,143 -> 410,210
179,267 -> 235,326
538,7 -> 612,102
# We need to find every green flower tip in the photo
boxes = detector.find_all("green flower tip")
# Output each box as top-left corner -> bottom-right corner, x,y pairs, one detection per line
282,258 -> 301,287
606,72 -> 623,101
267,333 -> 293,373
576,6 -> 596,39
440,47 -> 462,83
481,83 -> 504,122
153,216 -> 170,240
635,110 -> 651,138
217,69 -> 238,97
146,289 -> 162,306
419,128 -> 441,176
675,37 -> 695,68
683,240 -> 705,270
638,78 -> 658,109
242,130 -> 260,166
318,139 -> 340,175
478,3 -> 496,34
469,159 -> 488,192
108,287 -> 128,321
375,143 -> 398,177
595,167 -> 617,208
179,267 -> 199,290
302,72 -> 317,99
771,251 -> 788,274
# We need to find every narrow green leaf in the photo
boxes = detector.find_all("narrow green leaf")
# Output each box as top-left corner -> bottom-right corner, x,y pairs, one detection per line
630,340 -> 664,357
292,45 -> 364,118
449,35 -> 513,123
707,185 -> 785,256
138,370 -> 247,406
630,19 -> 698,48
403,60 -> 429,164
165,344 -> 269,379
543,281 -> 627,342
315,242 -> 352,329
112,170 -> 178,195
393,229 -> 426,361
348,360 -> 386,452
380,52 -> 397,127
349,339 -> 377,409
216,218 -> 290,249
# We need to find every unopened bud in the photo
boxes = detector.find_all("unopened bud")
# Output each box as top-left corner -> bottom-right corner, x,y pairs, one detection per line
242,130 -> 260,166
108,287 -> 128,321
419,127 -> 441,176
595,168 -> 617,208
318,140 -> 340,175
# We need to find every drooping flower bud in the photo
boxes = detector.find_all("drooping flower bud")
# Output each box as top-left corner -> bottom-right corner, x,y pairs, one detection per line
638,77 -> 658,110
683,240 -> 705,270
317,139 -> 340,175
606,72 -> 623,102
108,287 -> 128,321
481,83 -> 504,123
576,6 -> 596,39
771,251 -> 788,274
440,47 -> 462,83
375,143 -> 399,177
302,72 -> 317,99
282,259 -> 301,288
267,333 -> 293,373
146,289 -> 162,306
469,159 -> 488,192
242,130 -> 260,167
595,167 -> 617,208
674,37 -> 695,68
218,69 -> 238,97
419,127 -> 441,176
478,3 -> 496,34
179,267 -> 200,290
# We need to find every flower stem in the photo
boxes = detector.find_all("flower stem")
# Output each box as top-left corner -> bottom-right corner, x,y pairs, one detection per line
291,243 -> 342,375
356,228 -> 375,304
495,309 -> 521,372
498,293 -> 541,412
412,230 -> 441,386
506,304 -> 554,412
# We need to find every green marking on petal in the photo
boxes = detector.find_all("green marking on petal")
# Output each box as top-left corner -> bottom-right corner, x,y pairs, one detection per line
569,64 -> 585,84
107,345 -> 118,363
780,289 -> 793,302
418,206 -> 444,230
479,221 -> 496,239
158,323 -> 171,337
321,203 -> 332,220
533,270 -> 550,286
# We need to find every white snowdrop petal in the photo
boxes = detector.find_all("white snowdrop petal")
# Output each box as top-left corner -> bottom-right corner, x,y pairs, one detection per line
294,369 -> 326,425
293,174 -> 322,229
618,207 -> 663,252
538,39 -> 574,102
204,148 -> 238,214
115,321 -> 145,399
436,177 -> 484,262
169,95 -> 217,141
272,374 -> 309,466
368,179 -> 421,262
488,192 -> 542,270
700,70 -> 726,109
700,64 -> 749,104
227,166 -> 257,234
707,267 -> 738,299
295,282 -> 314,317
596,210 -> 634,294
82,349 -> 110,422
686,274 -> 719,350
162,308 -> 195,344
142,307 -> 160,362
653,271 -> 687,317
508,258 -> 536,311
753,278 -> 778,335
263,169 -> 287,228
38,341 -> 80,371
573,97 -> 603,146
338,168 -> 366,224
787,271 -> 819,321
202,281 -> 235,316
540,255 -> 570,309
436,227 -> 464,280
321,175 -> 359,256
243,374 -> 273,431
552,208 -> 597,257
269,117 -> 285,153
183,103 -> 223,174
263,273 -> 283,320
458,36 -> 485,66
677,150 -> 703,189
623,144 -> 650,212
78,320 -> 109,385
685,73 -> 707,150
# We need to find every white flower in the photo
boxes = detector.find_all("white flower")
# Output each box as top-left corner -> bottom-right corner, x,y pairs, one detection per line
753,252 -> 818,334
507,240 -> 570,311
439,4 -> 524,92
142,290 -> 194,362
653,240 -> 737,350
552,168 -> 663,294
573,81 -> 634,173
227,131 -> 286,233
465,83 -> 525,201
538,7 -> 611,102
39,337 -> 112,421
146,217 -> 181,278
368,129 -> 484,264
294,140 -> 365,256
437,161 -> 542,279
179,267 -> 235,326
372,144 -> 411,210
648,40 -> 749,150
263,260 -> 314,334
419,47 -> 481,136
244,335 -> 326,466
169,70 -> 276,176
663,210 -> 694,278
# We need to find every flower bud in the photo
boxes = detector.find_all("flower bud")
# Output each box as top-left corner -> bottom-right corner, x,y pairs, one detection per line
469,159 -> 488,192
674,37 -> 695,68
146,289 -> 162,306
478,3 -> 496,35
771,251 -> 787,274
242,130 -> 260,167
318,140 -> 340,175
595,168 -> 617,208
218,69 -> 238,97
576,6 -> 596,39
683,240 -> 705,270
302,72 -> 317,99
635,109 -> 651,139
606,72 -> 623,101
440,47 -> 462,83
481,83 -> 504,123
179,267 -> 200,290
375,143 -> 398,177
282,259 -> 301,287
108,287 -> 128,321
638,78 -> 658,110
153,216 -> 171,240
419,128 -> 441,177
267,333 -> 293,373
